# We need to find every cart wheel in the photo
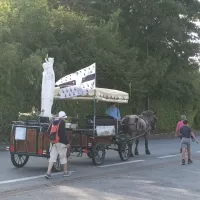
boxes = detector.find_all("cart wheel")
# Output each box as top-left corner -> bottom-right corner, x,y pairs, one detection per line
118,140 -> 131,161
52,156 -> 63,172
87,151 -> 92,158
67,146 -> 71,158
11,154 -> 29,168
91,144 -> 106,165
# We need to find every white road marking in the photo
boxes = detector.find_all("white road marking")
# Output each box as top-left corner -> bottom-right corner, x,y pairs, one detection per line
157,154 -> 180,159
1,150 -> 199,185
183,169 -> 200,174
0,171 -> 75,185
98,160 -> 145,168
158,150 -> 200,159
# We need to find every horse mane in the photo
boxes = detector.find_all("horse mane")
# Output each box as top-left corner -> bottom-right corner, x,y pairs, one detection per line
141,110 -> 154,116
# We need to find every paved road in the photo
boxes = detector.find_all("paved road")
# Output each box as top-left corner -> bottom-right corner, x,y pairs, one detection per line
1,137 -> 200,199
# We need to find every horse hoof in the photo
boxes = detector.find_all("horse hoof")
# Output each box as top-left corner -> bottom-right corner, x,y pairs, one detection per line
130,153 -> 134,157
134,152 -> 139,156
146,150 -> 151,155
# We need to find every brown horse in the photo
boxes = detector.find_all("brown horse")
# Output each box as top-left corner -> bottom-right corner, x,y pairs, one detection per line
121,110 -> 157,157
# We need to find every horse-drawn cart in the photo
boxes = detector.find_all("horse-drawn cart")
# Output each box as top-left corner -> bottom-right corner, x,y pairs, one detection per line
8,87 -> 131,169
8,61 -> 133,170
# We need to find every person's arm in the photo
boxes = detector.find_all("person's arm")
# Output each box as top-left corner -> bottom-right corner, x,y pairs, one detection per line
175,123 -> 179,136
178,131 -> 182,137
191,131 -> 198,143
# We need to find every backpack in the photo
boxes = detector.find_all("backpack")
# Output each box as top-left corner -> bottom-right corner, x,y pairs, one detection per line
49,121 -> 61,144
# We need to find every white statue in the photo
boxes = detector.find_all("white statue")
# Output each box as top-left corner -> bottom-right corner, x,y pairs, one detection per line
41,57 -> 55,118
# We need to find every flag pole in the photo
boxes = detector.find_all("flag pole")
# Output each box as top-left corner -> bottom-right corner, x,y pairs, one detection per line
93,63 -> 96,136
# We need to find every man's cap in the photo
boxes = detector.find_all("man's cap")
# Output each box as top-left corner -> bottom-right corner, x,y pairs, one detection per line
58,111 -> 67,119
181,115 -> 186,120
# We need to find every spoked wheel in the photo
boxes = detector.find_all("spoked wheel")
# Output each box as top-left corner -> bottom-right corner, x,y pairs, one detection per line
91,144 -> 106,165
118,140 -> 131,161
11,154 -> 29,168
67,146 -> 71,158
52,156 -> 63,172
87,151 -> 92,158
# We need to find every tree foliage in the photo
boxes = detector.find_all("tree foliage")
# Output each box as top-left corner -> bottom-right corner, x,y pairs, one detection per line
63,0 -> 200,130
0,0 -> 200,136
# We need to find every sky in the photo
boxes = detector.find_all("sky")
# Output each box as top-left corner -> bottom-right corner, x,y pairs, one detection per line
190,20 -> 200,64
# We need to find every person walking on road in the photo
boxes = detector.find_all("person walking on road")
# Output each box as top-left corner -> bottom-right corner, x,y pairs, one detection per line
179,119 -> 198,165
176,115 -> 187,153
45,111 -> 71,179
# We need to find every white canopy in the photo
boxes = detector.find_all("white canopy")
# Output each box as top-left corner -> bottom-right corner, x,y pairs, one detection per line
54,87 -> 129,103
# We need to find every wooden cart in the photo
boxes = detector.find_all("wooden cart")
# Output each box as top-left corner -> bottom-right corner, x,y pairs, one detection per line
8,62 -> 132,170
8,87 -> 131,170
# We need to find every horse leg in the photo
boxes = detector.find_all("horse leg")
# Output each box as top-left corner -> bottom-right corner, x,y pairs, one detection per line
145,134 -> 150,155
134,138 -> 139,155
130,141 -> 134,157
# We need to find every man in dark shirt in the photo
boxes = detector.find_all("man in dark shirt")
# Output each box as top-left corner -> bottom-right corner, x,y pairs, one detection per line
179,120 -> 198,165
45,111 -> 71,179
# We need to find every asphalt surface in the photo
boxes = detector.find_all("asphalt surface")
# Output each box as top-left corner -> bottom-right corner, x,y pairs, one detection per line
1,137 -> 200,199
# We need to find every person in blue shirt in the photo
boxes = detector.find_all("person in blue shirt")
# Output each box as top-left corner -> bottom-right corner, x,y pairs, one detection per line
179,119 -> 198,165
106,103 -> 121,120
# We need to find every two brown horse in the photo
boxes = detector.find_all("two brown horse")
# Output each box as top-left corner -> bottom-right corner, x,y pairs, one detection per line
121,110 -> 157,157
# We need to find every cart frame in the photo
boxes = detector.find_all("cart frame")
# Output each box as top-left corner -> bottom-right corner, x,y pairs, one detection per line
8,63 -> 133,170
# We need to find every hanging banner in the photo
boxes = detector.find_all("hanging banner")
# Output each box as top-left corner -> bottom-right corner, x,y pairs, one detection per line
55,63 -> 96,99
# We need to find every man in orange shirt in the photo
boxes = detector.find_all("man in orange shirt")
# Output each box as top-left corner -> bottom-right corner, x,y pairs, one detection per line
45,111 -> 71,179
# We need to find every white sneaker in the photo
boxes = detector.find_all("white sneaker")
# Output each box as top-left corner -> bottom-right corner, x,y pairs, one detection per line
63,171 -> 71,177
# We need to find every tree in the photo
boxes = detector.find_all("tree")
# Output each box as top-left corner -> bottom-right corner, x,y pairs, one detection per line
65,0 -> 200,129
0,0 -> 137,135
0,0 -> 200,134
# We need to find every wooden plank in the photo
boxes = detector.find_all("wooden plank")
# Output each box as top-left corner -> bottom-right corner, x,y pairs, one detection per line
43,131 -> 50,152
16,140 -> 26,152
27,129 -> 37,153
37,133 -> 43,153
10,131 -> 14,146
70,134 -> 81,147
88,136 -> 112,145
81,135 -> 87,147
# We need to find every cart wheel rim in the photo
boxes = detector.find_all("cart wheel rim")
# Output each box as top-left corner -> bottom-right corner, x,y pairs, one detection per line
120,142 -> 129,159
122,143 -> 129,159
93,145 -> 105,164
14,155 -> 27,165
53,157 -> 62,171
94,152 -> 103,162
